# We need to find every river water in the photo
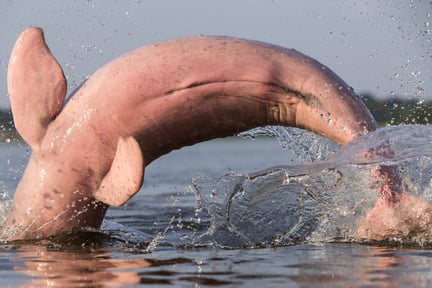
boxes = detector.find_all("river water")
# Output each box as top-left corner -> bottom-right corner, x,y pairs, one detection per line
1,126 -> 432,287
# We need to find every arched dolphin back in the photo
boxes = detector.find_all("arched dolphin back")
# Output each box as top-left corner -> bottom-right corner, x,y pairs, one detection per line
1,27 -> 377,241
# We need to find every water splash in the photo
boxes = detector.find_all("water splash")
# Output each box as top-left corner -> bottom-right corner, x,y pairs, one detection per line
193,125 -> 432,248
238,126 -> 338,163
192,165 -> 377,247
0,193 -> 11,230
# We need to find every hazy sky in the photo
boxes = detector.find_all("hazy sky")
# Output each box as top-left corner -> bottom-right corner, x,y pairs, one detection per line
0,0 -> 430,109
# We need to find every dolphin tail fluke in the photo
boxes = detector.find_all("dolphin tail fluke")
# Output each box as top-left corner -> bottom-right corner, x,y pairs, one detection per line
7,26 -> 66,149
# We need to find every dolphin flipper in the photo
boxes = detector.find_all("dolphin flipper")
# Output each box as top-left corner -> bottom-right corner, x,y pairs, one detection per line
94,136 -> 145,206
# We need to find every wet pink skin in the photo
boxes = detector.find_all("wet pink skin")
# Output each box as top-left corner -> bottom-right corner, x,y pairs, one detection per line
358,193 -> 432,240
0,27 -> 379,241
357,166 -> 432,240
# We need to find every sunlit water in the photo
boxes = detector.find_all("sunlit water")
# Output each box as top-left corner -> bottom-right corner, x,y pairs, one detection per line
2,125 -> 432,286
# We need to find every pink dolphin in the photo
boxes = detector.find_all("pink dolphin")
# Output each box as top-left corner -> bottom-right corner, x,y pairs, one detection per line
0,27 -> 377,241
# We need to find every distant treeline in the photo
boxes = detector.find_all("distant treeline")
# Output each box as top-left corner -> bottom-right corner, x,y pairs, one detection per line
360,93 -> 432,126
0,109 -> 21,143
0,94 -> 430,143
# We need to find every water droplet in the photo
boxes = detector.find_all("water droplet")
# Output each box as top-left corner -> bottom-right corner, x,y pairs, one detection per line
416,86 -> 425,95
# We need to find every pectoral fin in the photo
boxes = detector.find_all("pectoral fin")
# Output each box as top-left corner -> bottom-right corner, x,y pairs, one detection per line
7,27 -> 66,148
94,136 -> 145,206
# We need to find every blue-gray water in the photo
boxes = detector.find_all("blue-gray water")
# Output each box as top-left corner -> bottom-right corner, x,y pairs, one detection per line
2,126 -> 432,287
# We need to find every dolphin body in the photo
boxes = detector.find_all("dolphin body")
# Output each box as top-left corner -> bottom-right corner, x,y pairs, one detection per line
0,27 -> 376,240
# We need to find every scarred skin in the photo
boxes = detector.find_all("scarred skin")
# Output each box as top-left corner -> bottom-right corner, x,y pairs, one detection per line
0,27 -> 379,241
